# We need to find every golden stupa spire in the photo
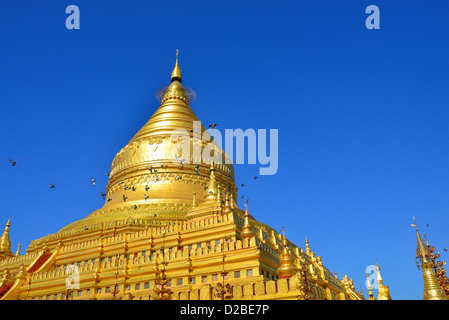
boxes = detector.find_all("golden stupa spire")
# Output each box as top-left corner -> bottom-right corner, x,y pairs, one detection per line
412,216 -> 448,300
15,243 -> 21,257
171,49 -> 182,83
192,190 -> 197,208
376,258 -> 383,286
375,259 -> 391,300
222,192 -> 232,214
305,236 -> 311,256
277,227 -> 298,278
365,273 -> 376,300
0,217 -> 14,259
203,162 -> 219,202
240,205 -> 254,239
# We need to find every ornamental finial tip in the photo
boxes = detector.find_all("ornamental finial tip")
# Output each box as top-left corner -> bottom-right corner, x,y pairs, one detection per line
171,50 -> 182,82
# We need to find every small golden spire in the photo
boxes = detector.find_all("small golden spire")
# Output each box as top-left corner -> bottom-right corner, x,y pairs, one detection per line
223,192 -> 232,214
366,274 -> 376,300
375,260 -> 392,300
277,227 -> 298,279
15,243 -> 20,257
0,217 -> 13,259
192,190 -> 197,208
305,236 -> 311,256
203,162 -> 218,201
171,49 -> 182,83
240,205 -> 254,239
376,259 -> 383,286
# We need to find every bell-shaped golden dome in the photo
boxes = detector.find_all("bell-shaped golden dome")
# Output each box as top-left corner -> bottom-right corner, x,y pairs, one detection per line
60,52 -> 236,232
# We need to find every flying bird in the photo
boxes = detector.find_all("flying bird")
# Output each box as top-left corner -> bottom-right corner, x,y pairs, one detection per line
209,123 -> 218,129
91,177 -> 96,186
133,205 -> 137,210
145,185 -> 150,192
426,224 -> 429,227
132,186 -> 136,191
176,175 -> 182,180
123,194 -> 128,202
144,194 -> 149,200
241,184 -> 244,187
254,176 -> 258,180
147,166 -> 154,173
107,198 -> 112,202
444,247 -> 448,253
9,158 -> 18,166
106,172 -> 110,177
49,183 -> 55,189
101,192 -> 106,200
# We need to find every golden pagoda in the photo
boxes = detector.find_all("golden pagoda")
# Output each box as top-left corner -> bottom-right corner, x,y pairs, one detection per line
0,52 -> 366,301
412,217 -> 448,300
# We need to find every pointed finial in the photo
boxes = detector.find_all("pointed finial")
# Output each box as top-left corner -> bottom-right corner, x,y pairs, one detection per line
276,226 -> 298,278
366,274 -> 376,300
192,190 -> 197,208
0,217 -> 13,258
223,192 -> 232,214
241,204 -> 254,239
171,49 -> 182,83
305,236 -> 311,256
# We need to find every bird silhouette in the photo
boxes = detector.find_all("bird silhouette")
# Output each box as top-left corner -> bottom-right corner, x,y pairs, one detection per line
241,183 -> 244,187
132,186 -> 136,191
254,176 -> 258,180
107,198 -> 112,202
147,166 -> 154,173
106,172 -> 110,177
444,248 -> 448,253
144,194 -> 149,200
145,185 -> 150,192
101,192 -> 106,200
49,183 -> 55,189
176,175 -> 182,180
246,199 -> 249,203
91,177 -> 96,186
426,224 -> 429,227
209,123 -> 218,129
123,194 -> 128,202
9,158 -> 18,166
133,205 -> 137,210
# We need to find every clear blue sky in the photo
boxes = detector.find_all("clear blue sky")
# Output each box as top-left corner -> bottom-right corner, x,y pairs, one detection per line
1,1 -> 448,300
